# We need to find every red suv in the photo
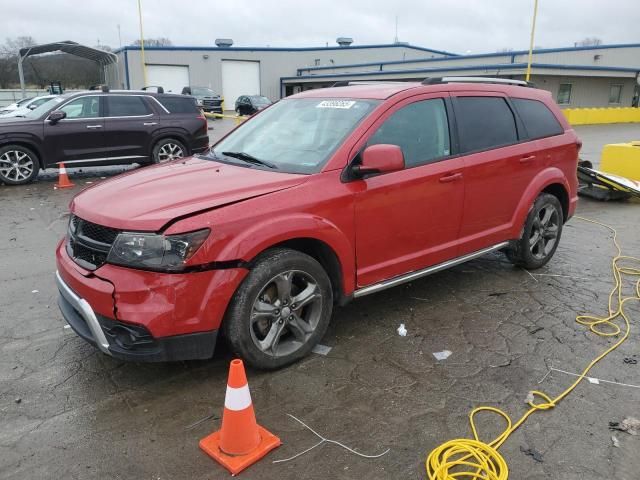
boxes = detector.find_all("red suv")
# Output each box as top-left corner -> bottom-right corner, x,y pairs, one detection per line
56,78 -> 579,369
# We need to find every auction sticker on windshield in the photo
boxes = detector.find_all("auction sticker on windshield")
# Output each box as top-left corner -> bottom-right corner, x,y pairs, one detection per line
316,100 -> 356,109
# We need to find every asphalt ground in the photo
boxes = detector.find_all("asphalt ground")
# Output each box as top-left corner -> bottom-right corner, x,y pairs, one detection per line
1,122 -> 640,479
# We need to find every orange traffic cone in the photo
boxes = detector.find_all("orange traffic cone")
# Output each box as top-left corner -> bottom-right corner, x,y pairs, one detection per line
200,359 -> 281,475
55,163 -> 74,188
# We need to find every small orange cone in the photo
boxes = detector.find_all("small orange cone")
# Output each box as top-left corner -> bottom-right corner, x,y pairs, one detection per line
55,163 -> 74,188
200,359 -> 281,475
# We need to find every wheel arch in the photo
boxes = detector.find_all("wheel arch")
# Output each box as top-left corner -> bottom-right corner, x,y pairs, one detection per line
541,182 -> 569,222
267,237 -> 347,305
510,168 -> 571,238
0,140 -> 44,168
150,131 -> 190,156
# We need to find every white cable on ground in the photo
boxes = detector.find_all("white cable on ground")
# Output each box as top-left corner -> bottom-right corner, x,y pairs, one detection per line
273,413 -> 390,464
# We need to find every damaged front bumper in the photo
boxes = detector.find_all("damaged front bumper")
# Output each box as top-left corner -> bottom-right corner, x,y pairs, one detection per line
56,270 -> 218,362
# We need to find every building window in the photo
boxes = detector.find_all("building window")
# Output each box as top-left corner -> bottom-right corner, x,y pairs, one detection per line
609,84 -> 623,104
557,83 -> 572,105
314,59 -> 321,66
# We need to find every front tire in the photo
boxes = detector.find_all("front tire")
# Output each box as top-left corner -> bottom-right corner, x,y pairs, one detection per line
151,138 -> 187,164
223,248 -> 333,370
506,193 -> 563,269
0,145 -> 40,185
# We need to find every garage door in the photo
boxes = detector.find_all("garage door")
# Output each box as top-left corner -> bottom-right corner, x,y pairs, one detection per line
222,60 -> 260,111
145,65 -> 189,94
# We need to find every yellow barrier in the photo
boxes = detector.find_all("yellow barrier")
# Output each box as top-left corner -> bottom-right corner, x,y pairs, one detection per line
601,141 -> 640,181
203,111 -> 247,125
563,107 -> 640,125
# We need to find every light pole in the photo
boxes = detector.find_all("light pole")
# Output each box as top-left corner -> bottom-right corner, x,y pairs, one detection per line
137,0 -> 148,87
525,0 -> 539,82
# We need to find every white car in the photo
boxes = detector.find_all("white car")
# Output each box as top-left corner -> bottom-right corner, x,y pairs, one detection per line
0,95 -> 58,117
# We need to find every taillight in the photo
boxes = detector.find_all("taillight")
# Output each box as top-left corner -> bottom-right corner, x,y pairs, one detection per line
198,113 -> 207,129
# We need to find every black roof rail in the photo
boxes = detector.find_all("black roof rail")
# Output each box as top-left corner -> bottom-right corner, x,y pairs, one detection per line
422,76 -> 535,87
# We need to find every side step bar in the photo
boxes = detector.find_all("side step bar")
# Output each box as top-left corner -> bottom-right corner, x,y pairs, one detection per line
353,242 -> 510,298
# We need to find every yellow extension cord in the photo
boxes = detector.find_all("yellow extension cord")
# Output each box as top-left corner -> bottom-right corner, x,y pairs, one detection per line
426,216 -> 640,480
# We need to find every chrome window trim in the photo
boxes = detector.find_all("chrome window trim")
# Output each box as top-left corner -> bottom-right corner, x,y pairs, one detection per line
47,93 -> 160,121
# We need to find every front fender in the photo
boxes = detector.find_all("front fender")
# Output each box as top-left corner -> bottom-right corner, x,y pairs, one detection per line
510,167 -> 571,238
209,213 -> 355,295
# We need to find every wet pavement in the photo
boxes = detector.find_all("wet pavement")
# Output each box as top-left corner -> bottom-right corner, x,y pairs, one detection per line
1,123 -> 640,479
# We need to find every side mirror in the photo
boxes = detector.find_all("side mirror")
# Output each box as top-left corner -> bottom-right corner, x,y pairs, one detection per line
48,110 -> 66,123
27,104 -> 38,110
355,144 -> 404,176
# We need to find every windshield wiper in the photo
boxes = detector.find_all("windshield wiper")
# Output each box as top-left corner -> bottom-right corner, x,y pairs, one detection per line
221,151 -> 278,169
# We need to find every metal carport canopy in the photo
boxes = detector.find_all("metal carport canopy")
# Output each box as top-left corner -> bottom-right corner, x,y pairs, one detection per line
18,40 -> 118,97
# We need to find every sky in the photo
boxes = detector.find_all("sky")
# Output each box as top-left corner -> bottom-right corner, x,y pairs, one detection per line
3,0 -> 639,55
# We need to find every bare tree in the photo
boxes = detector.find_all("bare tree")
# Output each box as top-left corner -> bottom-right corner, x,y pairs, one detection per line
131,37 -> 172,47
0,36 -> 37,56
575,37 -> 603,47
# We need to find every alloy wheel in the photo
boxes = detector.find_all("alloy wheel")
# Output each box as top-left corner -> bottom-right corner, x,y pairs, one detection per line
249,270 -> 323,357
529,203 -> 560,259
0,150 -> 34,182
157,143 -> 184,162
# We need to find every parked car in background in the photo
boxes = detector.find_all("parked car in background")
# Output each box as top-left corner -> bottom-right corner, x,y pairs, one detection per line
181,86 -> 223,115
54,78 -> 579,369
0,95 -> 58,117
235,95 -> 272,115
0,89 -> 208,185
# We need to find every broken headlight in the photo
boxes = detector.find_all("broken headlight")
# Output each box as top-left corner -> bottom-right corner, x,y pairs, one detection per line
106,229 -> 210,271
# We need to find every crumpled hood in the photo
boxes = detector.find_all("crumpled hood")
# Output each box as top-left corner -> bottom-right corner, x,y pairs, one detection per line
71,156 -> 307,231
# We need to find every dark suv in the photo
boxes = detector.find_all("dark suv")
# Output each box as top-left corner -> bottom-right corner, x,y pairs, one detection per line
181,87 -> 223,115
0,90 -> 209,185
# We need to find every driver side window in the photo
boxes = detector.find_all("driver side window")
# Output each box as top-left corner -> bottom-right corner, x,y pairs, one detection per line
60,97 -> 100,119
367,98 -> 451,168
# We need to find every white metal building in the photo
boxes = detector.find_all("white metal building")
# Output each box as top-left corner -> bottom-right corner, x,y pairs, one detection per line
111,41 -> 640,110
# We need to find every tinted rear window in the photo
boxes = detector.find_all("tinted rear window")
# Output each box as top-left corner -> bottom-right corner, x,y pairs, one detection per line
106,96 -> 150,116
512,98 -> 564,139
157,96 -> 199,114
456,97 -> 518,153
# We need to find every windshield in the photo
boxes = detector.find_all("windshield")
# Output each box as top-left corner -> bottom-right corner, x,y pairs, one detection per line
250,96 -> 271,105
24,96 -> 65,119
17,97 -> 34,107
191,87 -> 216,97
210,98 -> 379,174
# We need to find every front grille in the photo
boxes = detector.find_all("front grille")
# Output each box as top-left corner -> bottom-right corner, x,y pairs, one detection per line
67,215 -> 121,270
202,98 -> 222,107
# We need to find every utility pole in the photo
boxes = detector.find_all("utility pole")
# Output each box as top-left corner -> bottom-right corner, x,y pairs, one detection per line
137,0 -> 148,87
526,0 -> 539,82
117,24 -> 122,49
394,16 -> 399,43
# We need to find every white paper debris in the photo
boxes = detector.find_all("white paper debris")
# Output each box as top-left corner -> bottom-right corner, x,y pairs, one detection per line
397,324 -> 407,336
612,435 -> 620,447
588,377 -> 600,384
63,325 -> 71,329
31,290 -> 39,293
311,344 -> 332,356
433,350 -> 452,361
620,417 -> 640,436
524,391 -> 535,404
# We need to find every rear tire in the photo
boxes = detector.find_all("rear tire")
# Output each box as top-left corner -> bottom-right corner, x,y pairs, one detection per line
151,138 -> 187,164
0,145 -> 40,185
223,248 -> 333,370
506,193 -> 563,269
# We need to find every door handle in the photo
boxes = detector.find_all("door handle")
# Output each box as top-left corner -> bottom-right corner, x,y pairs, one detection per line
86,125 -> 102,129
520,155 -> 536,163
143,122 -> 158,126
439,172 -> 463,183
